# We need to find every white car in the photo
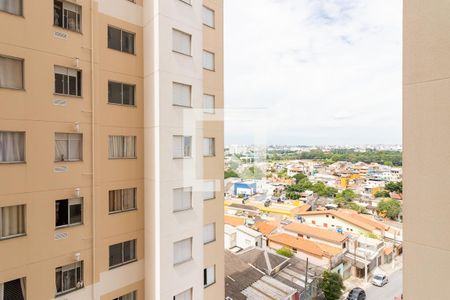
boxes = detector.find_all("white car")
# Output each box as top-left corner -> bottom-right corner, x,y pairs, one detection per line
371,274 -> 388,287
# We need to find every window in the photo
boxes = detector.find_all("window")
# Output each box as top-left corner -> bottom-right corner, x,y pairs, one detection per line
0,56 -> 23,90
202,94 -> 215,114
108,81 -> 135,106
203,223 -> 215,244
173,187 -> 192,212
109,239 -> 137,268
173,237 -> 192,265
202,51 -> 215,71
202,6 -> 215,28
203,181 -> 215,200
203,265 -> 215,287
109,136 -> 136,159
0,0 -> 22,16
173,82 -> 191,107
109,188 -> 137,213
0,278 -> 26,300
203,138 -> 215,157
0,205 -> 25,240
174,289 -> 192,300
173,136 -> 192,159
172,29 -> 191,56
55,198 -> 83,228
0,131 -> 25,163
108,26 -> 135,54
114,291 -> 137,300
55,261 -> 83,296
55,133 -> 82,162
54,66 -> 82,96
54,0 -> 82,32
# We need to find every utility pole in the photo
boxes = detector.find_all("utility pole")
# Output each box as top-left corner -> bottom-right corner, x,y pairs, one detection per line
392,230 -> 397,270
305,257 -> 309,288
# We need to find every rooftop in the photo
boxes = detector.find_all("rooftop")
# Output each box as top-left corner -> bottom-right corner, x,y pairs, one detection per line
284,222 -> 348,244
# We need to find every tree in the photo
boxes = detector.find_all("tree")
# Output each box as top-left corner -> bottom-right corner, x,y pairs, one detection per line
292,173 -> 307,183
276,247 -> 293,258
377,199 -> 401,220
385,181 -> 403,193
224,169 -> 239,179
319,271 -> 345,300
241,166 -> 264,179
346,202 -> 367,214
374,190 -> 390,198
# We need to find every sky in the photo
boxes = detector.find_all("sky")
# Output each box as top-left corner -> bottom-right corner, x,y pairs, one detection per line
224,0 -> 402,146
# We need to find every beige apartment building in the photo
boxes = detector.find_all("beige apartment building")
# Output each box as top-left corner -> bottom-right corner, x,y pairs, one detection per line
404,1 -> 450,299
0,0 -> 224,299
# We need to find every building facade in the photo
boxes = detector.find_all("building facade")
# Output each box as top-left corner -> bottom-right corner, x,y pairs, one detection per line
0,0 -> 224,299
404,1 -> 450,299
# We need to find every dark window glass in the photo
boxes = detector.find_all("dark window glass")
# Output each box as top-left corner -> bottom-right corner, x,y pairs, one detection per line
123,240 -> 136,261
108,81 -> 122,104
55,73 -> 65,94
4,278 -> 25,300
68,75 -> 77,95
109,243 -> 123,267
108,27 -> 122,51
122,84 -> 135,105
203,268 -> 207,286
70,203 -> 82,224
55,200 -> 69,227
54,1 -> 63,26
122,31 -> 135,54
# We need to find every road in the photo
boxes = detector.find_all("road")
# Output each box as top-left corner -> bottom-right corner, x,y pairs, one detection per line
366,269 -> 402,300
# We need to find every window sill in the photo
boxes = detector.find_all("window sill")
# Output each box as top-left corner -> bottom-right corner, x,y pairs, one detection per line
174,257 -> 193,267
109,258 -> 137,270
203,197 -> 216,201
203,24 -> 215,30
203,239 -> 216,246
54,160 -> 83,163
108,157 -> 137,160
107,102 -> 137,108
203,68 -> 216,72
172,104 -> 193,108
173,207 -> 193,213
204,281 -> 216,289
0,10 -> 23,17
55,223 -> 83,230
172,50 -> 192,57
55,286 -> 84,298
0,233 -> 27,241
53,25 -> 83,35
108,208 -> 137,215
0,86 -> 25,91
203,155 -> 216,158
107,47 -> 136,56
53,93 -> 83,99
0,161 -> 26,165
173,157 -> 192,160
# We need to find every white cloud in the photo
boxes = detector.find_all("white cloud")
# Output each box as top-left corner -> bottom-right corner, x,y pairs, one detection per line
224,0 -> 402,145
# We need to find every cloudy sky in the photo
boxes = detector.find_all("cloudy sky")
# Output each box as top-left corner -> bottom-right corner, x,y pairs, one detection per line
224,0 -> 402,146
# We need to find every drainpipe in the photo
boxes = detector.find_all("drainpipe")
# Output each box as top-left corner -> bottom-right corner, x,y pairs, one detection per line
90,0 -> 96,299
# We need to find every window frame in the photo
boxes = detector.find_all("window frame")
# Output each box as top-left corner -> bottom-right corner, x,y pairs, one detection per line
0,55 -> 24,90
173,187 -> 193,213
108,188 -> 137,214
202,94 -> 215,114
108,239 -> 137,269
113,290 -> 137,300
202,5 -> 215,28
55,198 -> 83,229
202,50 -> 215,71
173,288 -> 192,300
172,82 -> 192,108
203,137 -> 215,157
203,222 -> 216,245
172,28 -> 192,57
0,0 -> 23,16
0,131 -> 26,164
203,265 -> 216,288
108,80 -> 136,106
107,25 -> 136,55
173,237 -> 193,266
55,261 -> 84,296
54,65 -> 82,97
54,132 -> 83,162
53,0 -> 82,33
0,204 -> 26,240
0,277 -> 26,299
203,181 -> 216,201
108,135 -> 137,159
173,135 -> 192,159
177,0 -> 192,6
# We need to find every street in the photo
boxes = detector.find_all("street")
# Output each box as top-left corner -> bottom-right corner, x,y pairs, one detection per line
366,269 -> 402,300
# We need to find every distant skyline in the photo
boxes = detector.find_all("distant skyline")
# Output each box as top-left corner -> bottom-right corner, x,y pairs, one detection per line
224,0 -> 402,146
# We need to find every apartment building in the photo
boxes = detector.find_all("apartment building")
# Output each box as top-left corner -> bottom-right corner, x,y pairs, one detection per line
404,1 -> 450,299
0,0 -> 223,299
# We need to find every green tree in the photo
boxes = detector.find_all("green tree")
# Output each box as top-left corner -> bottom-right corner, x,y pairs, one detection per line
385,181 -> 403,193
345,202 -> 367,214
224,169 -> 239,179
292,173 -> 307,183
374,190 -> 390,198
319,271 -> 345,300
276,247 -> 293,258
377,199 -> 401,220
241,166 -> 264,179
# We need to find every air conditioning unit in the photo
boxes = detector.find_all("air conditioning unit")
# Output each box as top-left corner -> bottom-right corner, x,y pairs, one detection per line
76,281 -> 84,289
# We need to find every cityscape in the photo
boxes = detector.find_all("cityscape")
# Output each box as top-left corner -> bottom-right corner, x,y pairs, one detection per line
0,0 -> 447,300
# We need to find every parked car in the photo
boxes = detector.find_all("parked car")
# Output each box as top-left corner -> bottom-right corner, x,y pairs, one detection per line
347,287 -> 366,300
371,273 -> 389,287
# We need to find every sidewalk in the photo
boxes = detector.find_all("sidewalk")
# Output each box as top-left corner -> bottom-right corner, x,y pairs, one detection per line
342,255 -> 403,298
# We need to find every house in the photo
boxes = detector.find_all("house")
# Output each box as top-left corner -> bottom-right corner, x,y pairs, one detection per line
268,233 -> 345,271
233,181 -> 257,196
236,225 -> 263,249
283,222 -> 348,249
224,215 -> 246,227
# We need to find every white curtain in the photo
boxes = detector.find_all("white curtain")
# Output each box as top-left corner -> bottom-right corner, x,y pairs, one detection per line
0,205 -> 25,238
173,82 -> 191,107
68,134 -> 81,160
203,138 -> 215,156
205,266 -> 215,286
0,132 -> 24,162
175,289 -> 192,300
0,0 -> 21,15
122,188 -> 136,210
109,136 -> 122,158
203,51 -> 215,70
202,6 -> 214,27
202,94 -> 215,113
173,187 -> 192,211
124,136 -> 136,158
174,238 -> 192,265
55,133 -> 81,161
203,181 -> 215,200
183,136 -> 192,157
203,223 -> 215,244
109,190 -> 122,212
172,29 -> 191,55
0,56 -> 23,89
